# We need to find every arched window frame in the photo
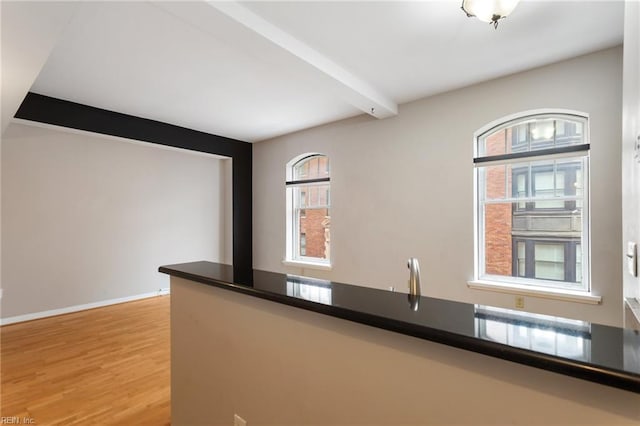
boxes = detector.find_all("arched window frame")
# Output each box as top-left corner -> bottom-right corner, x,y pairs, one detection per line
284,153 -> 331,269
471,110 -> 594,297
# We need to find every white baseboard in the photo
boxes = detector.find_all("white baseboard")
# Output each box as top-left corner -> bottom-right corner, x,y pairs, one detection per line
0,288 -> 171,326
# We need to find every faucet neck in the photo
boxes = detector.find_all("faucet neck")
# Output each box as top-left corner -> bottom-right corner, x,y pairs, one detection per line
407,258 -> 421,297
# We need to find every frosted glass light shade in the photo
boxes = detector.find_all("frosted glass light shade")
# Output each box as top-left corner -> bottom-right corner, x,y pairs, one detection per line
462,0 -> 520,26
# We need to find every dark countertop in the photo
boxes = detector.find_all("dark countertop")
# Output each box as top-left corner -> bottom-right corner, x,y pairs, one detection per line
159,261 -> 640,394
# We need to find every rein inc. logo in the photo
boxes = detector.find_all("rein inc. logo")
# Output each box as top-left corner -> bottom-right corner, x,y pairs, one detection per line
0,417 -> 35,424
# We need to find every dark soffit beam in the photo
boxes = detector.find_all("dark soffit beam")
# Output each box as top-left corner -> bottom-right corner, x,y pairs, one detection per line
14,92 -> 253,285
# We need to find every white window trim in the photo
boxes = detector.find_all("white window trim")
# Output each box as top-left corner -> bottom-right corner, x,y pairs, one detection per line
282,259 -> 333,271
467,280 -> 601,304
285,153 -> 332,268
473,110 -> 593,298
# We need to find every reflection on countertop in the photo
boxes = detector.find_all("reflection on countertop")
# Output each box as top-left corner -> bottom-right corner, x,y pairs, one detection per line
475,306 -> 591,362
286,275 -> 332,305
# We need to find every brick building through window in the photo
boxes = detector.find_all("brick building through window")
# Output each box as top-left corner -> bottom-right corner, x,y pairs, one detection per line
476,113 -> 589,291
286,154 -> 331,265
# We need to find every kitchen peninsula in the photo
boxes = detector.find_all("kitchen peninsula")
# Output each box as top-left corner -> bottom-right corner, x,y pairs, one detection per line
161,261 -> 640,425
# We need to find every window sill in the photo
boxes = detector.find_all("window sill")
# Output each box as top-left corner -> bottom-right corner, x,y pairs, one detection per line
282,260 -> 332,271
625,297 -> 640,326
467,280 -> 602,305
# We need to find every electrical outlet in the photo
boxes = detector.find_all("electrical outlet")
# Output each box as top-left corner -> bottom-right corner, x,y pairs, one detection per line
234,414 -> 247,426
515,296 -> 525,309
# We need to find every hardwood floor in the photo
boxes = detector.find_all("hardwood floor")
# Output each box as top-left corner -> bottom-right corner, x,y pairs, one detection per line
1,296 -> 170,425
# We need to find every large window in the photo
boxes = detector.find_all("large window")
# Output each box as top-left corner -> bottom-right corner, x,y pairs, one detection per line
474,113 -> 589,292
285,154 -> 331,267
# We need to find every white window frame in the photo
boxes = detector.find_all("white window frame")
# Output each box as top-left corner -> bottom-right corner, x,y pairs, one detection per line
470,110 -> 599,303
284,153 -> 332,270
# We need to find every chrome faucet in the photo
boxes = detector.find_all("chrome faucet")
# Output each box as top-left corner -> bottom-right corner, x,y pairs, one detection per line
407,257 -> 421,297
407,258 -> 422,311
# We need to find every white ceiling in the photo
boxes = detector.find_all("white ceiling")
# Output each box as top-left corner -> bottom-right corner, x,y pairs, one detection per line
21,1 -> 625,142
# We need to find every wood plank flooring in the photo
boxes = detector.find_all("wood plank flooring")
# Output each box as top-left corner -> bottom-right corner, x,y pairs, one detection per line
1,296 -> 170,425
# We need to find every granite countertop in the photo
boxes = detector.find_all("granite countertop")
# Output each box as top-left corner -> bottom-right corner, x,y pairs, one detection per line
160,261 -> 640,394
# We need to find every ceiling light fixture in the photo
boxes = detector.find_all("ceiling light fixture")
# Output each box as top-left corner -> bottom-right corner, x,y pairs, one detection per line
461,0 -> 520,29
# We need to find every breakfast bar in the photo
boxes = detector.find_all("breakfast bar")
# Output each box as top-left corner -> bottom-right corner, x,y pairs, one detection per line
161,261 -> 640,425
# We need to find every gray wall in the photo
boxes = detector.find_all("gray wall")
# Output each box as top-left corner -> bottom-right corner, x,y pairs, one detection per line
253,47 -> 623,326
1,122 -> 229,320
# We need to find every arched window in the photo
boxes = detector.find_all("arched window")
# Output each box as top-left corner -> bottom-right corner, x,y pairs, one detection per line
473,111 -> 589,292
285,154 -> 331,267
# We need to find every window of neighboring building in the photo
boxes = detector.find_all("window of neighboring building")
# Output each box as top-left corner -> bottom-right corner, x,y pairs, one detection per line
474,112 -> 590,292
300,233 -> 307,256
512,239 -> 582,283
300,191 -> 307,217
285,154 -> 331,267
